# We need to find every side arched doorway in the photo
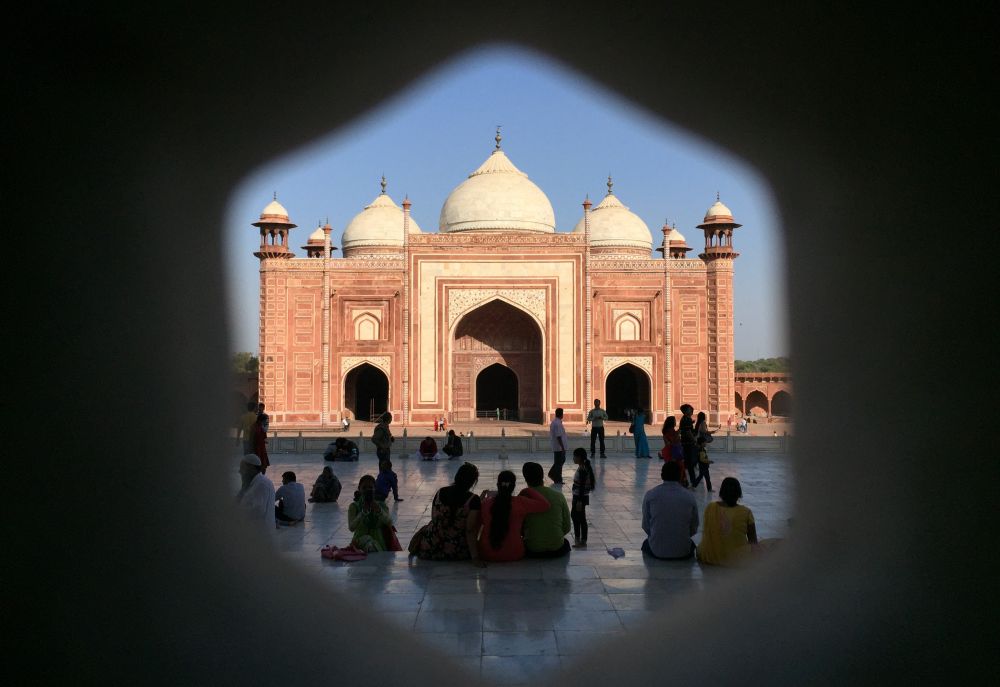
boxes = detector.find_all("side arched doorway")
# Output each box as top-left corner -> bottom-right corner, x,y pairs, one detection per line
476,364 -> 519,420
343,363 -> 389,422
735,392 -> 744,414
605,363 -> 651,423
452,299 -> 543,423
771,390 -> 792,417
745,390 -> 769,416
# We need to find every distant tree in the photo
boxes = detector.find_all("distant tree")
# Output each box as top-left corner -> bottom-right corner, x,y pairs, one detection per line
232,352 -> 259,375
735,357 -> 790,372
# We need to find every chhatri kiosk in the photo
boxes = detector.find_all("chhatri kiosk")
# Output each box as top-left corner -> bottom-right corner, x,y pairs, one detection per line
251,133 -> 743,429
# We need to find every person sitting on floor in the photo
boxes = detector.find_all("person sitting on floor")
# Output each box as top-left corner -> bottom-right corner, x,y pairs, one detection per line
348,475 -> 394,552
478,470 -> 551,562
419,436 -> 438,461
309,466 -> 342,503
520,462 -> 572,558
274,471 -> 306,526
374,459 -> 403,502
641,460 -> 699,560
324,437 -> 359,462
697,477 -> 774,566
236,454 -> 275,532
413,462 -> 483,564
442,429 -> 463,459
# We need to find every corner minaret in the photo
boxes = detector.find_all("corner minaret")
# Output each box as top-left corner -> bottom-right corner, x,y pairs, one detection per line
697,194 -> 742,425
253,194 -> 297,260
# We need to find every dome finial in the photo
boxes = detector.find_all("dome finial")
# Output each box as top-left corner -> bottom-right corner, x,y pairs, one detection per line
606,175 -> 614,196
380,174 -> 387,194
716,190 -> 720,202
495,125 -> 502,150
273,191 -> 277,201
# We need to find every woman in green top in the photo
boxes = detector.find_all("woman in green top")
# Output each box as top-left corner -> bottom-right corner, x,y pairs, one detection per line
348,475 -> 393,552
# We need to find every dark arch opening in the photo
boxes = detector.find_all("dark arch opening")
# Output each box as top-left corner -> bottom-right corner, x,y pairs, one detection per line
771,390 -> 792,417
344,363 -> 389,422
605,363 -> 652,423
745,390 -> 769,416
735,392 -> 744,413
476,363 -> 519,420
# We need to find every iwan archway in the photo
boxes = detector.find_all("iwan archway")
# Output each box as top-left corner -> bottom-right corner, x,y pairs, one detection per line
605,362 -> 652,423
452,299 -> 543,423
343,362 -> 389,422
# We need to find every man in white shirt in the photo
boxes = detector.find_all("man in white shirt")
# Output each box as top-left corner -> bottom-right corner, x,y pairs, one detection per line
548,407 -> 569,484
237,454 -> 275,530
586,398 -> 609,460
274,471 -> 306,525
641,461 -> 699,559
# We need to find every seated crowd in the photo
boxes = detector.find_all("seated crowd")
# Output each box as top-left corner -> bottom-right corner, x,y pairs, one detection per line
238,433 -> 773,566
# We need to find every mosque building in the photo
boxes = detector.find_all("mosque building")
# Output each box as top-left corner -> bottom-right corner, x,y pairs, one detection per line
251,132 -> 742,429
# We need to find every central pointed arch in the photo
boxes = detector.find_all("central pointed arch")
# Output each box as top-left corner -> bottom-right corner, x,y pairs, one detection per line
451,298 -> 543,422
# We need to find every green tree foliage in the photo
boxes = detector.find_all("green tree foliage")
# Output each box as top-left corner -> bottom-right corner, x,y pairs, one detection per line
232,352 -> 259,375
735,357 -> 791,372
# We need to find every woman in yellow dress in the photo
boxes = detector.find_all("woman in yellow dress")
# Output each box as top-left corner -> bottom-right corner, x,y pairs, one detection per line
697,477 -> 758,566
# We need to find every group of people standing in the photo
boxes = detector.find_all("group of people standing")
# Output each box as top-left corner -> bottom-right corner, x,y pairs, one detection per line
659,404 -> 718,491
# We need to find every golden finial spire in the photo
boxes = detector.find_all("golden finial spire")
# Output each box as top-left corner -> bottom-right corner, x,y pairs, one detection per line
380,175 -> 387,194
716,190 -> 720,202
495,125 -> 502,150
606,175 -> 614,195
273,191 -> 277,200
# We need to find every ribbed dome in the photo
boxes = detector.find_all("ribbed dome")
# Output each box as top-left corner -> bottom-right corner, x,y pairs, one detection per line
341,193 -> 422,251
439,150 -> 555,233
703,200 -> 733,221
573,193 -> 652,250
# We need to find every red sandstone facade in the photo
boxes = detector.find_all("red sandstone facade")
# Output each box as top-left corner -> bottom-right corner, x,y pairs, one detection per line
251,147 -> 750,429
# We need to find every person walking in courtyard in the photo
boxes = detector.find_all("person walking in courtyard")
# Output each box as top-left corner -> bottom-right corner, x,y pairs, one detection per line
309,466 -> 342,503
548,407 -> 569,484
478,470 -> 550,562
252,413 -> 270,473
689,435 -> 714,492
372,412 -> 394,463
641,460 -> 699,560
632,407 -> 651,459
238,401 -> 258,455
570,447 -> 596,547
679,404 -> 698,485
520,462 -> 572,558
695,411 -> 719,445
586,399 -> 609,459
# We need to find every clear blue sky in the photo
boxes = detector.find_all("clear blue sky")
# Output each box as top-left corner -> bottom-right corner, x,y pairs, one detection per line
225,46 -> 788,360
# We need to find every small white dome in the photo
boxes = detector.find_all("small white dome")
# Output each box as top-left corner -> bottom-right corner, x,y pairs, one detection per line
261,199 -> 289,218
308,227 -> 325,242
342,193 -> 422,250
704,200 -> 733,220
439,150 -> 555,233
667,227 -> 687,243
573,193 -> 652,250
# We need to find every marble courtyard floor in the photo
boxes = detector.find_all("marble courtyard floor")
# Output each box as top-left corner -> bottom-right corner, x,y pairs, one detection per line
246,451 -> 794,684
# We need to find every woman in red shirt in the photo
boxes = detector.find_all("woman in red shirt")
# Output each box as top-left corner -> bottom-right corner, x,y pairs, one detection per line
478,470 -> 550,562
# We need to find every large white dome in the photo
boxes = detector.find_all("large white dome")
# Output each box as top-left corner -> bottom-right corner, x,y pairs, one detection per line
341,192 -> 422,252
439,150 -> 555,233
573,192 -> 652,250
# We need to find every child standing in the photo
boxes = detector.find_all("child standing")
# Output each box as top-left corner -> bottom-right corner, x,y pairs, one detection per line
374,459 -> 404,502
570,447 -> 596,548
690,436 -> 714,492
